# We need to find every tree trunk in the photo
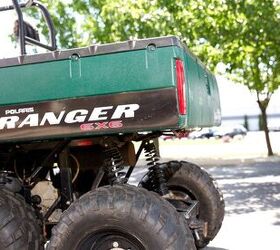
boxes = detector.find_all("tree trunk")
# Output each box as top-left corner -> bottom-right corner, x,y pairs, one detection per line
257,100 -> 274,156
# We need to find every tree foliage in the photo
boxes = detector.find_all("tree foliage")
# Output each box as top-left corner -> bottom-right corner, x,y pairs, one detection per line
217,0 -> 280,155
34,0 -> 221,68
31,0 -> 280,155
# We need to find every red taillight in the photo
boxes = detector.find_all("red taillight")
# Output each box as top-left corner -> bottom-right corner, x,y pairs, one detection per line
76,139 -> 93,147
176,59 -> 187,115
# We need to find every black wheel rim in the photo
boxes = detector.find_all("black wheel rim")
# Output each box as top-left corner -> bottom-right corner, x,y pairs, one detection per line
77,229 -> 145,250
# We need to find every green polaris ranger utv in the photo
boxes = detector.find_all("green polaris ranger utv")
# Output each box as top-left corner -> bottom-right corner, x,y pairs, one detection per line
0,1 -> 224,249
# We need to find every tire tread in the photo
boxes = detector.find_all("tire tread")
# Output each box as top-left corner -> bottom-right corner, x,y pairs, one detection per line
48,185 -> 195,250
0,188 -> 43,250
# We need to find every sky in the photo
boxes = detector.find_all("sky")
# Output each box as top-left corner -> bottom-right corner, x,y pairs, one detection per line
0,0 -> 280,120
0,0 -> 17,58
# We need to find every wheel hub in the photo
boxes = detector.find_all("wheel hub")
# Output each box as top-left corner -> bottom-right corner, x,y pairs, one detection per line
77,230 -> 144,250
111,241 -> 125,250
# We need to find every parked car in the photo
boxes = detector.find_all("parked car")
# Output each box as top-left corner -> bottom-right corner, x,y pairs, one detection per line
214,125 -> 247,138
188,128 -> 217,139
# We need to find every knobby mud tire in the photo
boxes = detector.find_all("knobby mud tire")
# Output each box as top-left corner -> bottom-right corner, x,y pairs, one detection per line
47,185 -> 196,250
140,161 -> 225,248
0,188 -> 43,250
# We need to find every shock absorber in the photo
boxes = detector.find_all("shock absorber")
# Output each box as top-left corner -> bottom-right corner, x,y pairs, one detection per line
144,140 -> 168,196
103,147 -> 125,185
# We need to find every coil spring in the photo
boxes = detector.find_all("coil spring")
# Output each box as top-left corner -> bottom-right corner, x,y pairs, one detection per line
104,147 -> 124,184
144,141 -> 168,195
144,141 -> 160,166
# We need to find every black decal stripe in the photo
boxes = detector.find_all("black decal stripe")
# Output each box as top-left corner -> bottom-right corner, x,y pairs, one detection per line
0,88 -> 179,143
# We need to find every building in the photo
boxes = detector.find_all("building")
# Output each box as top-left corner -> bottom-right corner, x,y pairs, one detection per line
217,76 -> 280,131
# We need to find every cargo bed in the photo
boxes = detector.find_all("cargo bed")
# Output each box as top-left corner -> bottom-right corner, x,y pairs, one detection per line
0,36 -> 221,142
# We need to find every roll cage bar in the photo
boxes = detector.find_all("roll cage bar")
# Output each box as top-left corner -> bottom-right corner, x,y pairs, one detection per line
0,0 -> 57,55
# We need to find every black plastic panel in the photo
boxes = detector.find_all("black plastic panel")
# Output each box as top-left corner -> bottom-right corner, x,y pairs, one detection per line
0,88 -> 179,143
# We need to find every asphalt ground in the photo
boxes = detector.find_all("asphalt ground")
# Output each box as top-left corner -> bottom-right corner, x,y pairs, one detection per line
130,132 -> 280,250
204,160 -> 280,250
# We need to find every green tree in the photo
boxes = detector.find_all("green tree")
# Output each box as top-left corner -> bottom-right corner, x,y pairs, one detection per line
34,0 -> 219,64
206,0 -> 280,156
32,0 -> 280,155
25,0 -> 79,47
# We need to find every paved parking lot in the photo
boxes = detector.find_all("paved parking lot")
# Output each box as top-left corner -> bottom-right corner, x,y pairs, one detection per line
204,160 -> 280,250
159,131 -> 280,165
131,132 -> 280,249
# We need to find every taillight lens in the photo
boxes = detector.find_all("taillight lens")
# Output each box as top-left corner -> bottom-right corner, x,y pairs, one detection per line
176,59 -> 187,115
76,139 -> 93,147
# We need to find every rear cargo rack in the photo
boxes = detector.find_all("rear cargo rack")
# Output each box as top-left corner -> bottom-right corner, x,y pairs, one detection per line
0,0 -> 57,55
